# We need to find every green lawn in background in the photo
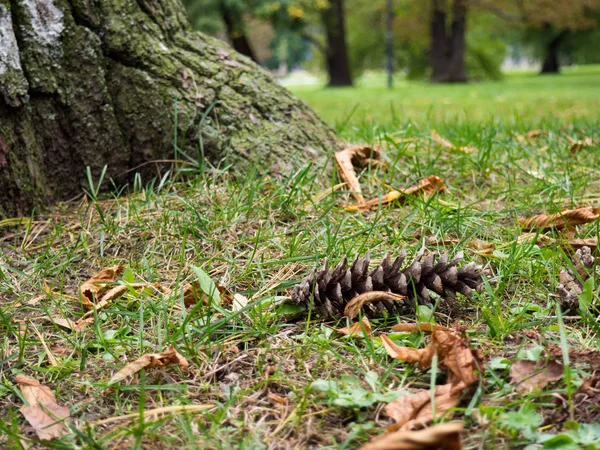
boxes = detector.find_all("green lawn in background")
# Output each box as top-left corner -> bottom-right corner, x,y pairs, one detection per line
290,65 -> 600,128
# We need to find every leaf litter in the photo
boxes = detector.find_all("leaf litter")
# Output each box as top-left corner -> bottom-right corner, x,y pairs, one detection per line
16,374 -> 70,440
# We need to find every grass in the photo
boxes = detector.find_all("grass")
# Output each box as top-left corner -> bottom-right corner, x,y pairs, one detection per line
290,65 -> 600,128
1,69 -> 600,449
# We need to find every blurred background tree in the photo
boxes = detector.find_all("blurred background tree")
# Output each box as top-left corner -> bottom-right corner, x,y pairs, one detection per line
182,0 -> 600,84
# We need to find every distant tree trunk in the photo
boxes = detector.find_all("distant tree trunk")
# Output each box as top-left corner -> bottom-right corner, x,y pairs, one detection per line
430,0 -> 449,82
219,3 -> 258,63
0,0 -> 337,218
429,0 -> 468,83
322,0 -> 353,87
540,30 -> 568,74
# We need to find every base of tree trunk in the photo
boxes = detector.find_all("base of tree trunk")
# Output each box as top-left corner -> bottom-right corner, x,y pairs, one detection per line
0,0 -> 337,218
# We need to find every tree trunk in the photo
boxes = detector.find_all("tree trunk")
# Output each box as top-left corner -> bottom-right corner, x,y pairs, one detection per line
0,0 -> 337,218
540,30 -> 567,74
219,2 -> 258,63
447,0 -> 467,82
430,0 -> 449,82
322,0 -> 353,87
429,0 -> 468,83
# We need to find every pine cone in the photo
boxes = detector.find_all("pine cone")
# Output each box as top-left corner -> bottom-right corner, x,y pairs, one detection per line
290,248 -> 483,318
556,246 -> 598,312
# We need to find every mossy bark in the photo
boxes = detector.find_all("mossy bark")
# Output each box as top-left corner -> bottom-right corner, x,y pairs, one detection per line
0,0 -> 337,218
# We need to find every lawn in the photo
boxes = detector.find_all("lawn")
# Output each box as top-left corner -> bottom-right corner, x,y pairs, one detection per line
1,69 -> 600,449
291,66 -> 600,128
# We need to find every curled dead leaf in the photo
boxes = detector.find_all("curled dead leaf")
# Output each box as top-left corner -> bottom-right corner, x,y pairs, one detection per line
385,384 -> 463,432
344,291 -> 405,320
343,190 -> 402,212
519,206 -> 600,231
401,176 -> 447,198
73,283 -> 158,331
382,327 -> 481,387
183,283 -> 232,308
16,374 -> 70,440
360,421 -> 463,450
109,346 -> 189,385
335,316 -> 373,338
466,239 -> 494,257
431,130 -> 456,150
509,359 -> 564,392
334,145 -> 380,204
80,265 -> 124,309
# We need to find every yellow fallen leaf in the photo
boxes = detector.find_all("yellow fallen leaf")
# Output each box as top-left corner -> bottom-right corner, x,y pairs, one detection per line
16,374 -> 70,440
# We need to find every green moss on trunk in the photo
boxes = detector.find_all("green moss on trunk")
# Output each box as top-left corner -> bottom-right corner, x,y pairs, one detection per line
0,0 -> 337,218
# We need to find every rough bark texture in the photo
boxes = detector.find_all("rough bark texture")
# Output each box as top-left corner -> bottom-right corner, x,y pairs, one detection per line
0,0 -> 337,218
540,30 -> 567,74
430,0 -> 467,83
322,0 -> 353,87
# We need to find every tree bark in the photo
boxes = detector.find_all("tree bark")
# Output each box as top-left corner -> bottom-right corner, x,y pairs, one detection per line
429,0 -> 468,83
219,2 -> 258,63
430,0 -> 449,82
540,30 -> 567,74
0,0 -> 337,218
322,0 -> 353,87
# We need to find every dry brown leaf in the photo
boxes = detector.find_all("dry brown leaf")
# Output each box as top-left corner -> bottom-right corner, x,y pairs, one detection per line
360,421 -> 463,450
566,237 -> 598,251
334,145 -> 380,204
267,392 -> 289,406
335,317 -> 373,338
381,334 -> 434,367
50,345 -> 72,357
343,190 -> 402,212
431,130 -> 456,150
509,359 -> 564,392
382,328 -> 481,387
517,233 -> 597,252
567,136 -> 593,153
48,316 -> 79,331
344,176 -> 445,212
73,283 -> 156,331
344,291 -> 405,319
183,283 -> 232,308
109,346 -> 189,385
16,374 -> 70,440
519,206 -> 600,231
466,239 -> 494,257
401,176 -> 447,198
385,384 -> 463,432
80,265 -> 124,309
515,130 -> 543,142
391,323 -> 453,333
